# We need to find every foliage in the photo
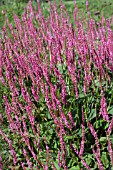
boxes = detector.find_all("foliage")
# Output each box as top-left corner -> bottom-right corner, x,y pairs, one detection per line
0,0 -> 113,170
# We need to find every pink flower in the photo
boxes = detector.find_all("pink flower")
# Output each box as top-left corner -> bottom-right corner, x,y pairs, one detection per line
0,129 -> 17,165
100,94 -> 109,122
88,122 -> 100,157
107,137 -> 113,166
0,156 -> 3,170
107,117 -> 113,135
23,148 -> 33,170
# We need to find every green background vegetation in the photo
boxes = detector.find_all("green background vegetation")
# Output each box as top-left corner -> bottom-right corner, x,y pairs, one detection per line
0,0 -> 113,32
0,0 -> 113,169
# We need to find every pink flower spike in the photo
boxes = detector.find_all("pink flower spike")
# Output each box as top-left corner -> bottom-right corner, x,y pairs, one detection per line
0,156 -> 3,170
107,138 -> 113,166
100,94 -> 109,122
107,117 -> 113,135
86,1 -> 89,11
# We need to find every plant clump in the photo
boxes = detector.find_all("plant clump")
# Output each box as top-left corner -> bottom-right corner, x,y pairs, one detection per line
0,0 -> 113,169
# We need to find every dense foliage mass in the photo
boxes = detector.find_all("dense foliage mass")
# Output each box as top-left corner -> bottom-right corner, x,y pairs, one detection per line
0,1 -> 113,169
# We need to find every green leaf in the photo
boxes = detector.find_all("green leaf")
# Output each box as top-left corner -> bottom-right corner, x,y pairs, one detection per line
88,109 -> 96,121
109,135 -> 113,145
57,64 -> 63,74
108,106 -> 113,115
85,157 -> 91,165
66,86 -> 70,95
105,123 -> 109,129
46,111 -> 51,119
99,137 -> 107,142
79,92 -> 85,99
101,152 -> 109,168
94,80 -> 100,87
54,161 -> 63,170
69,166 -> 80,170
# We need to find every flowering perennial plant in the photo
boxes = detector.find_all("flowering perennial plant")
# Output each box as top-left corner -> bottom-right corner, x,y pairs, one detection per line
0,0 -> 113,169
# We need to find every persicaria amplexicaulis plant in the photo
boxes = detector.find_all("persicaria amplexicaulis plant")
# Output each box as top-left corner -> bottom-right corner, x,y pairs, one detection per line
0,0 -> 113,169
